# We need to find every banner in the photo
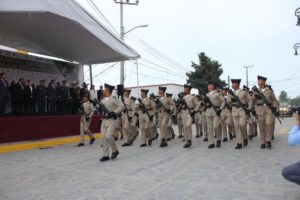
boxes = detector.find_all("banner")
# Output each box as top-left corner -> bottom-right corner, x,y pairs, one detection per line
0,49 -> 83,86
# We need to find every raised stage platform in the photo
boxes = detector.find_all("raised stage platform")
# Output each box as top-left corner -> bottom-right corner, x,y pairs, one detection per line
0,115 -> 101,144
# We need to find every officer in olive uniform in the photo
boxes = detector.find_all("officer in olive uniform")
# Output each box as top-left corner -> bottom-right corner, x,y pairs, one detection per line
220,87 -> 234,141
99,84 -> 124,162
77,95 -> 96,146
252,76 -> 279,149
227,79 -> 253,149
138,89 -> 156,147
180,84 -> 198,148
205,81 -> 224,149
121,89 -> 138,147
194,95 -> 204,138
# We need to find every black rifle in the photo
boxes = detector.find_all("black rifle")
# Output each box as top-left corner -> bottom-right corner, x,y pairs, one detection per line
201,92 -> 221,116
177,93 -> 195,117
93,99 -> 117,120
137,98 -> 153,121
121,96 -> 132,122
150,93 -> 172,114
252,86 -> 282,124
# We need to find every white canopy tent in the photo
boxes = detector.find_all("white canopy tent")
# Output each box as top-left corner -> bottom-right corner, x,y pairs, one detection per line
0,0 -> 140,64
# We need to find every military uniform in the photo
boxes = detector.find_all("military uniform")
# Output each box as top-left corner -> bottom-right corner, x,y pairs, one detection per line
220,90 -> 233,141
252,76 -> 279,149
99,84 -> 124,161
138,89 -> 156,147
121,94 -> 138,146
78,100 -> 95,146
227,80 -> 253,149
205,86 -> 224,148
176,106 -> 184,138
180,85 -> 198,148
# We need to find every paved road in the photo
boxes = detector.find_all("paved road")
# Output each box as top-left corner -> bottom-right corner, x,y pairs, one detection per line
0,117 -> 300,200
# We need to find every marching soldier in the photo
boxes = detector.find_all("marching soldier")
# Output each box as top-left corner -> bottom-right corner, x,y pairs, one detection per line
99,84 -> 124,162
220,87 -> 234,141
137,89 -> 156,147
166,92 -> 175,141
199,94 -> 209,142
121,89 -> 138,147
194,95 -> 204,138
77,95 -> 96,147
204,81 -> 224,149
227,79 -> 253,149
154,87 -> 174,147
267,85 -> 277,140
179,84 -> 198,148
174,97 -> 184,139
252,76 -> 279,149
248,90 -> 258,139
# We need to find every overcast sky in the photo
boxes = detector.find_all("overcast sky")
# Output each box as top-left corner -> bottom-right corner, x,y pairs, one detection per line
78,0 -> 300,98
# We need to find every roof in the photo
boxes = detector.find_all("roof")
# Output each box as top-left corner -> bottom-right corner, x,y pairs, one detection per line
0,0 -> 140,64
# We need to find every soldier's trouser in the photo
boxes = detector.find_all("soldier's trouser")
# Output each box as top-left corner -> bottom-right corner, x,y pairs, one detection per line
221,121 -> 227,139
232,114 -> 247,144
159,113 -> 170,140
202,114 -> 208,138
122,116 -> 137,143
101,119 -> 118,157
196,124 -> 202,136
182,113 -> 193,141
177,117 -> 183,136
258,113 -> 273,144
140,118 -> 152,144
206,115 -> 221,144
80,117 -> 94,143
270,116 -> 275,137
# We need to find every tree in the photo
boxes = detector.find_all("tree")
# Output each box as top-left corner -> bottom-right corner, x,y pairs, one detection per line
186,52 -> 225,93
289,96 -> 300,106
278,91 -> 289,103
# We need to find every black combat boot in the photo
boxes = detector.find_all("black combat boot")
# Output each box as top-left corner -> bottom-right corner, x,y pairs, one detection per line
222,138 -> 228,142
89,138 -> 95,145
216,140 -> 221,148
195,134 -> 200,138
203,138 -> 208,142
111,150 -> 119,160
260,144 -> 266,149
266,142 -> 272,149
148,139 -> 152,146
229,134 -> 233,140
140,144 -> 147,147
183,140 -> 192,148
178,135 -> 183,138
235,143 -> 243,149
160,139 -> 168,147
243,139 -> 248,147
208,144 -> 215,149
99,156 -> 110,162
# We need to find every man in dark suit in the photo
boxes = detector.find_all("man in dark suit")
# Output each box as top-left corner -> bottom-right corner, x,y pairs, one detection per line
70,82 -> 79,114
0,73 -> 9,116
47,80 -> 57,113
97,85 -> 103,101
56,82 -> 62,113
9,81 -> 17,113
36,80 -> 47,113
15,78 -> 25,114
24,80 -> 35,114
60,80 -> 69,114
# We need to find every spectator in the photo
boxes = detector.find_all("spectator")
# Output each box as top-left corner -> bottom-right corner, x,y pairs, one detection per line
80,82 -> 89,99
24,80 -> 35,114
47,80 -> 57,113
60,80 -> 70,114
97,85 -> 103,101
89,85 -> 97,101
282,108 -> 300,185
0,72 -> 9,116
70,82 -> 80,114
36,80 -> 47,113
15,78 -> 25,114
56,81 -> 62,113
9,81 -> 17,113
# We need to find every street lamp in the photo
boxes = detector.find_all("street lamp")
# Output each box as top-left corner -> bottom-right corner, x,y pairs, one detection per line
293,43 -> 300,55
295,7 -> 300,26
124,24 -> 148,35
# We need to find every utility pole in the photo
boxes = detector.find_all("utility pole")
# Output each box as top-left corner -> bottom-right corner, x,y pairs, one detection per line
136,59 -> 139,89
114,0 -> 139,86
244,65 -> 253,87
